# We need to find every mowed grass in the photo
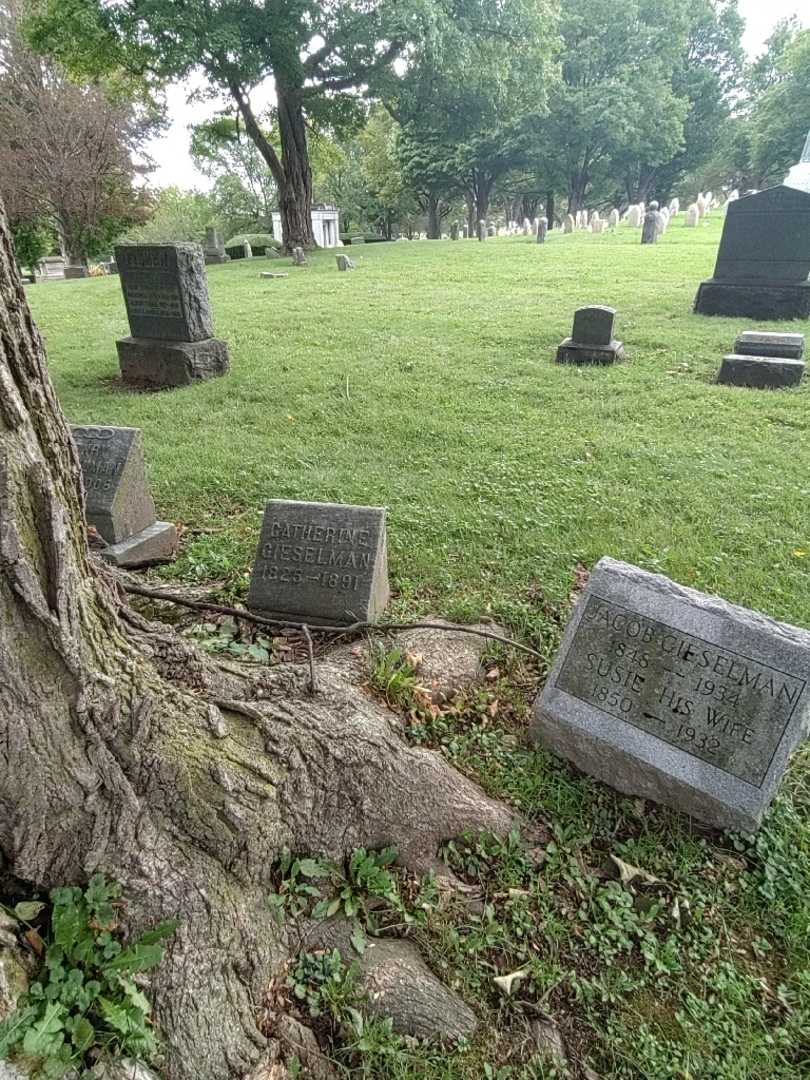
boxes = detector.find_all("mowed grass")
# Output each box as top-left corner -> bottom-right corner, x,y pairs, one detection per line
23,223 -> 810,1076
28,217 -> 810,636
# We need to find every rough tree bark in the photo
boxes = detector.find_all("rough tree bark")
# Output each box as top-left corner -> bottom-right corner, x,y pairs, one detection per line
229,82 -> 315,253
0,200 -> 512,1078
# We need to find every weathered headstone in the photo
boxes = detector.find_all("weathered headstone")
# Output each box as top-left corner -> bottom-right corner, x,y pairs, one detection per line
226,241 -> 252,260
717,354 -> 805,389
248,500 -> 390,624
450,222 -> 459,241
531,557 -> 810,832
696,193 -> 708,219
260,272 -> 290,280
628,205 -> 643,228
591,219 -> 605,235
336,254 -> 356,271
292,247 -> 307,266
608,209 -> 620,228
641,204 -> 661,244
115,244 -> 230,388
556,305 -> 625,365
734,331 -> 805,359
203,227 -> 229,265
351,236 -> 366,245
64,265 -> 89,279
39,255 -> 65,279
685,204 -> 699,227
563,214 -> 575,234
478,220 -> 487,242
536,217 -> 548,244
669,198 -> 680,215
693,184 -> 810,319
71,425 -> 177,566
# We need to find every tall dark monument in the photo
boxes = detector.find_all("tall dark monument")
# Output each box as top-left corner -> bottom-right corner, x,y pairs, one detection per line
694,139 -> 810,320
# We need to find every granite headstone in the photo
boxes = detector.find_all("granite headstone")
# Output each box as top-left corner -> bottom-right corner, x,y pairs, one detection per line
717,354 -> 805,389
71,425 -> 177,566
556,306 -> 625,365
248,500 -> 390,624
531,557 -> 810,832
734,331 -> 805,359
115,243 -> 230,388
693,184 -> 810,318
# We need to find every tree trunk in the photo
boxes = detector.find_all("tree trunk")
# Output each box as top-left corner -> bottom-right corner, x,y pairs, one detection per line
546,190 -> 555,229
276,82 -> 315,252
426,196 -> 441,239
0,198 -> 511,1079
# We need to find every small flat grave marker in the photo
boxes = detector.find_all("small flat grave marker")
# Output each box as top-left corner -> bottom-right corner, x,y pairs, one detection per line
734,331 -> 805,360
531,557 -> 810,832
248,500 -> 390,624
556,306 -> 625,365
72,425 -> 177,566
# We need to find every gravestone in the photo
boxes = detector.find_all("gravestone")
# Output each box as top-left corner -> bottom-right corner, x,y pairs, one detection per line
669,198 -> 680,215
608,209 -> 620,228
260,272 -> 289,280
697,193 -> 708,219
556,305 -> 625,365
734,331 -> 805,359
39,255 -> 65,279
115,243 -> 230,388
64,265 -> 89,279
591,219 -> 605,235
641,203 -> 661,244
248,500 -> 390,624
351,236 -> 366,245
628,205 -> 642,228
226,241 -> 252,260
536,217 -> 548,244
531,557 -> 810,832
685,204 -> 699,227
292,247 -> 307,266
203,227 -> 229,265
563,215 -> 575,234
693,184 -> 810,319
450,222 -> 459,241
478,220 -> 487,242
717,354 -> 805,389
487,223 -> 497,237
336,254 -> 356,271
71,425 -> 177,566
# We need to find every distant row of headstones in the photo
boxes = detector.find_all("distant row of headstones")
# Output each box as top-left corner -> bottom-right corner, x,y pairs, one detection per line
73,421 -> 810,838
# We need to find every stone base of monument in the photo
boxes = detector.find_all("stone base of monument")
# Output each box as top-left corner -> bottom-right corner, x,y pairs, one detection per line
98,521 -> 178,568
204,253 -> 230,265
117,336 -> 230,388
718,354 -> 805,389
555,338 -> 625,365
694,279 -> 810,319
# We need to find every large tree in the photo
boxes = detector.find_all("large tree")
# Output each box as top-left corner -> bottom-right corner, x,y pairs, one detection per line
0,189 -> 511,1079
532,0 -> 690,213
27,0 -> 469,251
0,0 -> 153,265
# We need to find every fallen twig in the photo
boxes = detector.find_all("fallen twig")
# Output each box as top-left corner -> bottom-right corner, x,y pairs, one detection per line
122,582 -> 542,659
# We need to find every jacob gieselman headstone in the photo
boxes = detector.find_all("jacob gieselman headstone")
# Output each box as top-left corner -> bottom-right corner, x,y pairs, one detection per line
115,244 -> 230,388
72,425 -> 177,566
556,306 -> 625,365
531,557 -> 810,832
248,500 -> 390,624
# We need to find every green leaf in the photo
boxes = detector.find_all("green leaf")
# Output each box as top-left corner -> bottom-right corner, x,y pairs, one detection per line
103,942 -> 164,973
98,995 -> 136,1035
350,923 -> 367,956
298,859 -> 326,878
22,1001 -> 67,1057
135,919 -> 180,947
71,1016 -> 95,1053
14,901 -> 46,922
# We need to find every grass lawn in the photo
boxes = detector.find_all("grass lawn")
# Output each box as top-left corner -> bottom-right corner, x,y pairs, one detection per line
25,220 -> 810,1079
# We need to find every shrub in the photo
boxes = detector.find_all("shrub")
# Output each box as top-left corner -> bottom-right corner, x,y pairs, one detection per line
225,233 -> 280,255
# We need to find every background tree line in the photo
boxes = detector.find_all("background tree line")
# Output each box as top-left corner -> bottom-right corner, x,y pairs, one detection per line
1,0 -> 809,261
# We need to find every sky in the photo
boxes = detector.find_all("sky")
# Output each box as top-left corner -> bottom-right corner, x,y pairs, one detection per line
142,0 -> 808,191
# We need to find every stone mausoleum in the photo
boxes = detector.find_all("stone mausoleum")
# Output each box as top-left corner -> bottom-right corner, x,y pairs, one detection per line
271,205 -> 341,248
